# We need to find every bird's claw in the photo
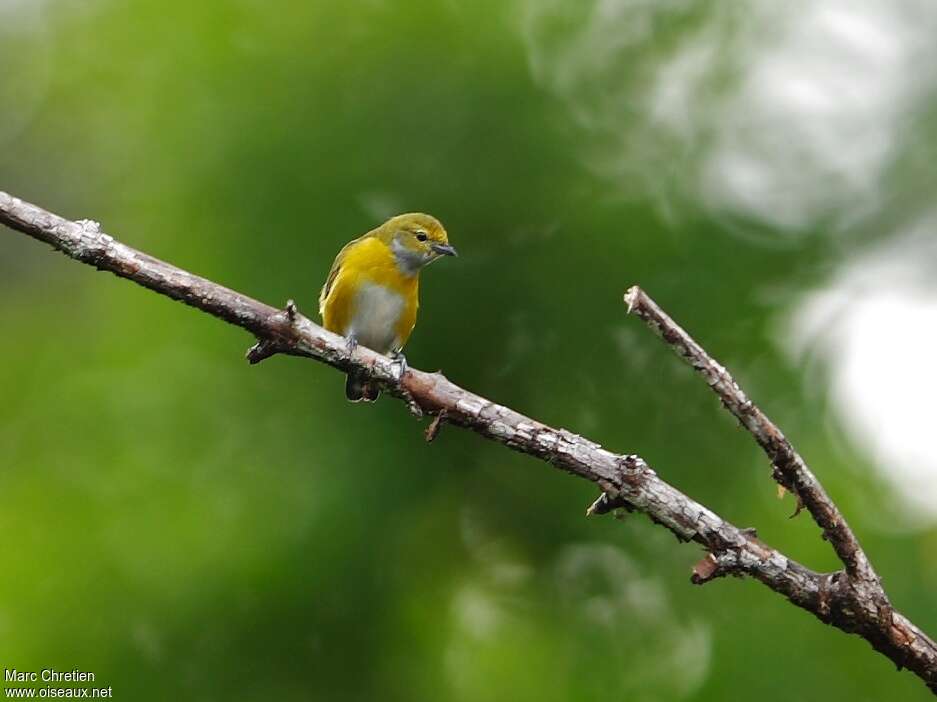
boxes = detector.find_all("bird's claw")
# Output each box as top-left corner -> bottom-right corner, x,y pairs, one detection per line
388,351 -> 420,415
345,335 -> 358,355
390,351 -> 408,381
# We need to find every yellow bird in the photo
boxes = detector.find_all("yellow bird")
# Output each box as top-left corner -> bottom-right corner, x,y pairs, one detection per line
319,213 -> 457,401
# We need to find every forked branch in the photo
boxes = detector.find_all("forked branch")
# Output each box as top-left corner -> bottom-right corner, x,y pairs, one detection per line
624,286 -> 878,584
1,190 -> 935,694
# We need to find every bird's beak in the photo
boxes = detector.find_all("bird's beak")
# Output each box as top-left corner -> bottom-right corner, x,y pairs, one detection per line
431,243 -> 458,257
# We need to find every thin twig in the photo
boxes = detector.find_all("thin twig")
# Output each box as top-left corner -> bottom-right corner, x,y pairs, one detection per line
623,286 -> 877,584
424,410 -> 447,442
2,191 -> 935,694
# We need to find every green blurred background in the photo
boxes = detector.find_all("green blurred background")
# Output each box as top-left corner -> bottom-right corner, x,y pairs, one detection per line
3,0 -> 937,699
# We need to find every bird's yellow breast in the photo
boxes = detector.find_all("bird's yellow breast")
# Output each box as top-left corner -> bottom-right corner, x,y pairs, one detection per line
319,236 -> 419,353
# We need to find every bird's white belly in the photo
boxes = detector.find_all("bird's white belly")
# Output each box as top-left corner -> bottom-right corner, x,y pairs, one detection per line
347,282 -> 404,353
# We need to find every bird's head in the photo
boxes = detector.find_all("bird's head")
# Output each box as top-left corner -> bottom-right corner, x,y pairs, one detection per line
381,213 -> 457,274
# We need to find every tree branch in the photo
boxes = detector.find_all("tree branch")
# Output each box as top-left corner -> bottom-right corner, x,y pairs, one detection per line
2,190 -> 936,693
624,286 -> 877,584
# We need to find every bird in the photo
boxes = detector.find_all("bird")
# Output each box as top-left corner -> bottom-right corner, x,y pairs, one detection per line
318,213 -> 457,402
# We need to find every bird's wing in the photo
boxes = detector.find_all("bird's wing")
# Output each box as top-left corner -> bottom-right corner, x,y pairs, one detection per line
318,257 -> 342,317
319,234 -> 368,317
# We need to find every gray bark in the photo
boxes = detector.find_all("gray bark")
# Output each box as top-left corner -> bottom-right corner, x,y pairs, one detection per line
2,190 -> 935,694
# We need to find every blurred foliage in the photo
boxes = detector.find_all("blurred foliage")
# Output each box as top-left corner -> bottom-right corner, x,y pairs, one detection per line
2,0 -> 937,700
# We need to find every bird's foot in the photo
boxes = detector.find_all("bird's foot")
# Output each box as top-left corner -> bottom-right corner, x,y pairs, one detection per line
345,334 -> 358,355
388,351 -> 421,416
390,350 -> 408,381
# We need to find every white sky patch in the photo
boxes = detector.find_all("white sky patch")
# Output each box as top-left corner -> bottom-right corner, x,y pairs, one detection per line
784,224 -> 937,525
695,0 -> 925,231
522,0 -> 937,234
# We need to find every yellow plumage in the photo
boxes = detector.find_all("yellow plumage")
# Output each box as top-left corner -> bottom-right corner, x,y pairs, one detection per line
320,236 -> 420,350
318,213 -> 456,401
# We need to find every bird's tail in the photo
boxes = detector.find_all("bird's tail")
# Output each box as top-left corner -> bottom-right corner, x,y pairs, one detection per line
345,370 -> 380,402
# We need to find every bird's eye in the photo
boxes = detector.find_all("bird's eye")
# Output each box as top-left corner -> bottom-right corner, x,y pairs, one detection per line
416,232 -> 428,242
